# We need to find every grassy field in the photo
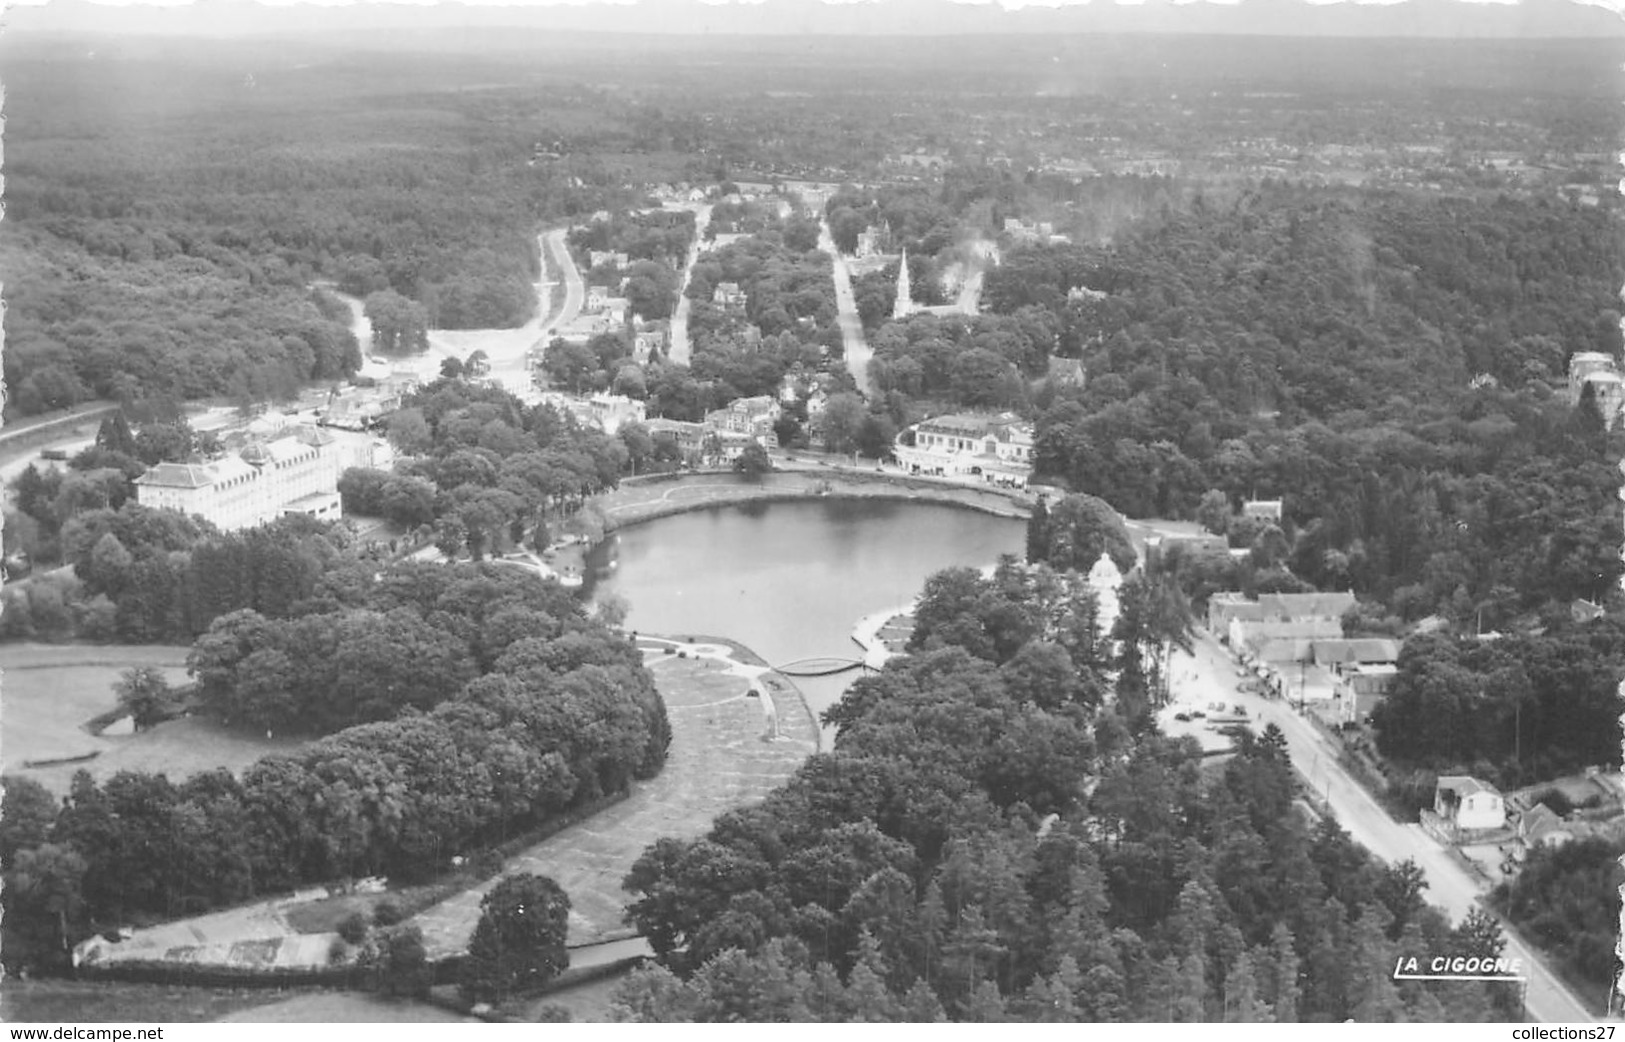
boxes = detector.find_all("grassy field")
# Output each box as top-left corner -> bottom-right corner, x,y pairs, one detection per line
280,877 -> 478,936
518,972 -> 630,1023
0,643 -> 299,793
0,979 -> 285,1024
213,991 -> 476,1023
411,643 -> 820,960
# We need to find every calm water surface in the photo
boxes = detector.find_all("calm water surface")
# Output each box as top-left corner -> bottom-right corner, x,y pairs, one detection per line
586,498 -> 1025,743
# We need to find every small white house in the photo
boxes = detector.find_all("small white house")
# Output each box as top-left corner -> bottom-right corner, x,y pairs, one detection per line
1435,776 -> 1506,832
1243,498 -> 1284,522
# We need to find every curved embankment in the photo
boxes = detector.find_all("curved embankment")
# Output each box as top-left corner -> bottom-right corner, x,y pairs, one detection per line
73,635 -> 820,983
413,634 -> 820,959
595,466 -> 1034,535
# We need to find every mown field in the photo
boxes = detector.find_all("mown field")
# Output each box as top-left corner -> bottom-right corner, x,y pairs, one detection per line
0,979 -> 284,1024
0,643 -> 299,793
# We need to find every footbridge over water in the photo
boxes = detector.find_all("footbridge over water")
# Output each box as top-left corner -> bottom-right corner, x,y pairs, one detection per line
772,656 -> 874,677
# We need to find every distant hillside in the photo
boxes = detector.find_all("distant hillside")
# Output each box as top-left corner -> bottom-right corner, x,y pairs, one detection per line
7,0 -> 1625,40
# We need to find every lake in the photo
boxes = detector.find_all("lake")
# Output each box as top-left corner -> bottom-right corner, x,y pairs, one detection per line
585,498 -> 1027,744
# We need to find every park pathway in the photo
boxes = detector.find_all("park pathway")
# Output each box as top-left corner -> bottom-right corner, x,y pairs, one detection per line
72,640 -> 818,975
411,639 -> 818,959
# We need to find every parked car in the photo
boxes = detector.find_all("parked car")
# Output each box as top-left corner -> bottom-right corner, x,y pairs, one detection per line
1174,712 -> 1191,722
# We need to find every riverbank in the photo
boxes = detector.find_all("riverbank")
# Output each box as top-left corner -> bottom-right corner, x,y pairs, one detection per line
596,466 -> 1033,535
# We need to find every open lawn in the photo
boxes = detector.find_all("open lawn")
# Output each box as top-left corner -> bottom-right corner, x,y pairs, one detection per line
61,637 -> 818,991
0,643 -> 301,794
279,877 -> 476,936
410,641 -> 819,960
1,644 -> 192,769
520,971 -> 631,1023
214,990 -> 476,1023
0,979 -> 283,1024
22,716 -> 306,797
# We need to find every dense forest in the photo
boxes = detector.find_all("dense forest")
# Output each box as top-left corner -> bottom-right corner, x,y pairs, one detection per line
0,42 -> 669,417
378,379 -> 632,561
0,556 -> 670,972
1492,837 -> 1624,997
1368,622 -> 1625,792
978,188 -> 1625,631
1,383 -> 633,643
788,180 -> 1624,642
4,22 -> 1623,1018
685,234 -> 841,344
613,552 -> 1520,1023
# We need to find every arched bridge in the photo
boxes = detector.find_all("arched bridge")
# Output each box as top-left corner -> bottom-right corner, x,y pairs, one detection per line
772,657 -> 872,677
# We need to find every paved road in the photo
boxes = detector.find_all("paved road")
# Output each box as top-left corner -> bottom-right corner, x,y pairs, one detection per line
0,403 -> 237,509
1169,630 -> 1596,1023
666,203 -> 712,367
541,227 -> 584,336
819,220 -> 874,397
421,230 -> 579,399
956,267 -> 984,314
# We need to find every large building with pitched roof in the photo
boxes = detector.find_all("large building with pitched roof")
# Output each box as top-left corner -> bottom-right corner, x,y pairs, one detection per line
133,427 -> 342,532
893,412 -> 1035,483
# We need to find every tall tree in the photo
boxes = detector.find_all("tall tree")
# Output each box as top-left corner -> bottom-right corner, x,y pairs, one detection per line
461,872 -> 572,1004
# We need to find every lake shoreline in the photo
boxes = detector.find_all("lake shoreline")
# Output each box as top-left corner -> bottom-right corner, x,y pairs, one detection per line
594,467 -> 1034,538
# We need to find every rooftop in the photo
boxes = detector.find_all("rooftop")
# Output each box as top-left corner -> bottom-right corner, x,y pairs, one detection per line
1312,637 -> 1400,664
918,412 -> 1032,438
1438,775 -> 1501,800
133,462 -> 214,489
1257,591 -> 1358,619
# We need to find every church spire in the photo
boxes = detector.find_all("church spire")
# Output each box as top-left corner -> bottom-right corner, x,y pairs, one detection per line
893,248 -> 913,320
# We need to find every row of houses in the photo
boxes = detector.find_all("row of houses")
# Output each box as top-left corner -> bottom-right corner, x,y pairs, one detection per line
538,390 -> 786,465
1208,591 -> 1402,723
646,394 -> 784,463
1209,591 -> 1359,659
1427,774 -> 1611,855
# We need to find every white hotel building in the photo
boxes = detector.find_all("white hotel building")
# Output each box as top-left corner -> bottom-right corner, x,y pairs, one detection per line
893,412 -> 1036,483
133,427 -> 343,532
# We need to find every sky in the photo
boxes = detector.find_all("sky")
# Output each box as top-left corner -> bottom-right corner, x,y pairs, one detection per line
4,0 -> 1624,38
